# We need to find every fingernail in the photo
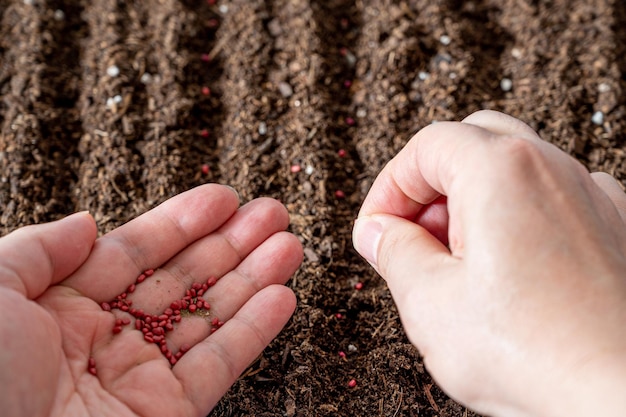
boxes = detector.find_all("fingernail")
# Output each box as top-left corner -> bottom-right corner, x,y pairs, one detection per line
223,185 -> 240,200
353,217 -> 383,267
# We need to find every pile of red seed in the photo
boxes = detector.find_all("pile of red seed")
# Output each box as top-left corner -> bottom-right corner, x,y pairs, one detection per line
96,270 -> 223,370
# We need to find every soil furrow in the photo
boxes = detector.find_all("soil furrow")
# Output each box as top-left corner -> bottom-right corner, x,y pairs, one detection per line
174,1 -> 225,191
0,1 -> 60,231
350,0 -> 436,186
213,0 -> 278,200
76,0 -> 147,232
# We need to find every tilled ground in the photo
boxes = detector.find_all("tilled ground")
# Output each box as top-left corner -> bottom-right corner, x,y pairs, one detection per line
2,0 -> 626,416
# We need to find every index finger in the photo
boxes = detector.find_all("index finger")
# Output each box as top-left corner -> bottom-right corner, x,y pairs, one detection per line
357,121 -> 495,220
64,184 -> 240,300
357,110 -> 543,221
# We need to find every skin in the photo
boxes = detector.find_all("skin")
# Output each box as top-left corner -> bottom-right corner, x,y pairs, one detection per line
0,184 -> 303,417
353,110 -> 626,417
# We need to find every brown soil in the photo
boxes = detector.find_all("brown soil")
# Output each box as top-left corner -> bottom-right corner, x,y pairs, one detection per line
1,0 -> 625,416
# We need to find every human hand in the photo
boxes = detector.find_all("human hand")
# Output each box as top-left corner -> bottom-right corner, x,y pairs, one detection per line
352,110 -> 626,416
0,184 -> 303,417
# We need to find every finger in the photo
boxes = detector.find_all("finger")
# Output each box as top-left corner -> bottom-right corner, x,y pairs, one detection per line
64,184 -> 240,300
591,172 -> 626,223
462,109 -> 540,140
120,198 -> 293,314
0,212 -> 97,299
358,121 -> 487,219
174,284 -> 296,413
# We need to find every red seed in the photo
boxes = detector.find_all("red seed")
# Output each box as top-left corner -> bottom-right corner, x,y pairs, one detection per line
142,327 -> 149,334
145,269 -> 154,276
153,327 -> 164,336
335,190 -> 346,199
101,302 -> 111,312
181,300 -> 189,309
174,315 -> 182,323
170,301 -> 181,310
151,322 -> 159,328
136,274 -> 146,283
339,351 -> 346,358
169,357 -> 177,366
348,379 -> 357,388
122,318 -> 131,326
180,343 -> 191,353
201,53 -> 211,62
166,322 -> 174,331
204,301 -> 211,310
153,335 -> 163,343
135,319 -> 143,330
338,149 -> 347,158
189,304 -> 197,313
201,283 -> 208,291
136,309 -> 145,318
192,282 -> 201,291
174,309 -> 181,315
165,350 -> 172,359
144,335 -> 154,343
343,80 -> 352,88
345,116 -> 355,126
201,86 -> 211,96
211,317 -> 220,327
158,314 -> 169,321
207,276 -> 217,286
335,313 -> 343,319
110,301 -> 118,309
354,282 -> 363,290
200,129 -> 209,138
112,326 -> 122,334
290,164 -> 301,173
88,367 -> 97,376
201,164 -> 210,175
164,308 -> 173,316
120,304 -> 129,312
206,18 -> 219,28
115,319 -> 123,326
197,289 -> 205,296
145,316 -> 152,324
175,351 -> 183,359
158,320 -> 167,327
88,357 -> 96,367
127,284 -> 136,293
196,300 -> 204,308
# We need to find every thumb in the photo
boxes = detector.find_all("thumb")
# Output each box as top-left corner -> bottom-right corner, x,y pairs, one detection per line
0,212 -> 97,298
352,214 -> 455,304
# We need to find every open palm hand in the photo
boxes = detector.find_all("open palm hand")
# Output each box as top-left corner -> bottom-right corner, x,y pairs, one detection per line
0,184 -> 303,417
